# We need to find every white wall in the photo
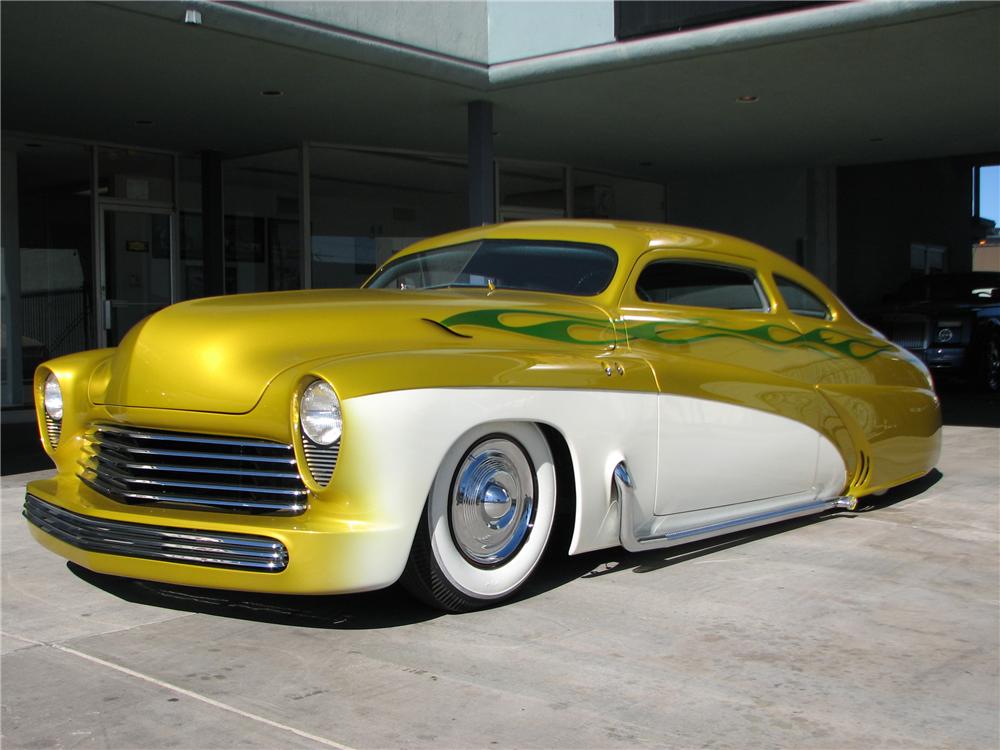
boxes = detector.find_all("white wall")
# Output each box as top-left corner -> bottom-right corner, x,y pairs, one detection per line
246,1 -> 489,62
487,1 -> 614,63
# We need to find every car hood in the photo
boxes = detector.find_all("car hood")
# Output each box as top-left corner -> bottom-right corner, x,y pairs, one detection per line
93,288 -> 616,414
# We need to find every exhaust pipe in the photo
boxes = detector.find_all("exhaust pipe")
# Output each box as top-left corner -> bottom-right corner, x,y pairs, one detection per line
832,496 -> 858,511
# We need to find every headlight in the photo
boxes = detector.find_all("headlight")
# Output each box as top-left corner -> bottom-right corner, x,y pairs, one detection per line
43,373 -> 63,421
300,380 -> 342,445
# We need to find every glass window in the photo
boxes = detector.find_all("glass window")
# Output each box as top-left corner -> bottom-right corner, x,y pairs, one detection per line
3,138 -> 96,406
367,240 -> 617,297
310,146 -> 467,289
775,276 -> 831,319
636,260 -> 766,311
573,170 -> 665,221
498,161 -> 566,222
98,148 -> 173,203
223,149 -> 300,294
177,157 -> 203,300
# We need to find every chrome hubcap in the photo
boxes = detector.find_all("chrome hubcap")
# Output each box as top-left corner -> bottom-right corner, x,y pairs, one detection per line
450,437 -> 536,566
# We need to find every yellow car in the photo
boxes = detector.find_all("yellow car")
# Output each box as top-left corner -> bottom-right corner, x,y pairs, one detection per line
24,220 -> 941,612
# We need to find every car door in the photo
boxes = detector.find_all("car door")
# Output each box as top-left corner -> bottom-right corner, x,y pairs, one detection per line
617,250 -> 825,516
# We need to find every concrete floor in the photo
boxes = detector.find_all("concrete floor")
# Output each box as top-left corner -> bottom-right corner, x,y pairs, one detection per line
2,426 -> 998,749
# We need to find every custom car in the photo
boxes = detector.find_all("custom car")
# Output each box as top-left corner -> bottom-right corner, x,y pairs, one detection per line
24,220 -> 942,612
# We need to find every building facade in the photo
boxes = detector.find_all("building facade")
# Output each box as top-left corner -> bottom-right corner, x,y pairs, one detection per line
3,0 -> 998,411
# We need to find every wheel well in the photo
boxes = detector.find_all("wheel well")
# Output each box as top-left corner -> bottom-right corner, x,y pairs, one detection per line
536,423 -> 577,555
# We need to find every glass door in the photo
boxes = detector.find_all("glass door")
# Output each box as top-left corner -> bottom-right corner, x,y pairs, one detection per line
101,208 -> 173,345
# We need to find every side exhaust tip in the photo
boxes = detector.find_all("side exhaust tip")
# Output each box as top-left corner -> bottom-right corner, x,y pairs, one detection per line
833,496 -> 858,511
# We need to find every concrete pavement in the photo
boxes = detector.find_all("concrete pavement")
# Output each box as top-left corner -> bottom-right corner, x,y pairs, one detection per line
2,425 -> 998,749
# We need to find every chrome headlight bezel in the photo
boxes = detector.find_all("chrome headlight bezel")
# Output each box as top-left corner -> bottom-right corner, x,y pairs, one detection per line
299,379 -> 342,447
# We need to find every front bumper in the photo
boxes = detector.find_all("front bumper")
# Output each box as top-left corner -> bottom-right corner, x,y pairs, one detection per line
24,475 -> 408,595
914,346 -> 968,372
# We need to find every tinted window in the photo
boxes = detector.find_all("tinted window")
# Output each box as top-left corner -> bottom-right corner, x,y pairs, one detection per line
775,276 -> 831,319
367,240 -> 617,296
636,261 -> 766,311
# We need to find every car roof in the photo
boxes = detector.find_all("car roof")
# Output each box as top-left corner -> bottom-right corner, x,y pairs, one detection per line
379,219 -> 844,315
393,219 -> 795,270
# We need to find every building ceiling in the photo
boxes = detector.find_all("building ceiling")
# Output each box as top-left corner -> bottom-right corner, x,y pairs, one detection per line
2,1 -> 998,180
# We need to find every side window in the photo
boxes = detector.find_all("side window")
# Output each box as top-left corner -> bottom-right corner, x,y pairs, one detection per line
775,276 -> 831,319
636,260 -> 767,311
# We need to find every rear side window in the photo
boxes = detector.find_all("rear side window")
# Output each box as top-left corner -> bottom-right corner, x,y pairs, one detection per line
636,260 -> 768,311
775,276 -> 831,319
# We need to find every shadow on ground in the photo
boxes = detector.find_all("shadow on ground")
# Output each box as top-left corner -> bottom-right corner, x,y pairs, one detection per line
69,469 -> 941,629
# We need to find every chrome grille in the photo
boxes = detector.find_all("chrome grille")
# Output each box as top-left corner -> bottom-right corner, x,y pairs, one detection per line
80,424 -> 307,515
44,413 -> 61,448
302,439 -> 340,486
885,320 -> 928,350
24,494 -> 288,572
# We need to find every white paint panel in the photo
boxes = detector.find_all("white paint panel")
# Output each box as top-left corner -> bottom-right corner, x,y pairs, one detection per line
655,394 -> 819,515
343,388 -> 659,564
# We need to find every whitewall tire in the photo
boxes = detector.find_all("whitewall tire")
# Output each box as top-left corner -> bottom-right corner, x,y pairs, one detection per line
402,422 -> 556,612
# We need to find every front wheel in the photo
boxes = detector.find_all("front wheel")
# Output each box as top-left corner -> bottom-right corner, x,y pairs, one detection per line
401,422 -> 556,612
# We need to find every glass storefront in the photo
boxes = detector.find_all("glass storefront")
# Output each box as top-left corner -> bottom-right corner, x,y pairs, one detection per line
223,149 -> 301,294
2,137 -> 95,406
309,145 -> 467,288
498,161 -> 567,221
1,133 -> 665,408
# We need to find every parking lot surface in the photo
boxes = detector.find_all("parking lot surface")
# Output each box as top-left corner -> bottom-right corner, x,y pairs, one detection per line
2,425 -> 998,749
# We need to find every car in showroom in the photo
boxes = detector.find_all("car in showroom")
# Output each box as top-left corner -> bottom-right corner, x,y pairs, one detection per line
878,271 -> 1000,391
24,221 -> 942,612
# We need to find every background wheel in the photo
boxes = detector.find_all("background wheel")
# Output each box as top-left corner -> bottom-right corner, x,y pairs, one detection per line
981,335 -> 1000,392
402,422 -> 556,612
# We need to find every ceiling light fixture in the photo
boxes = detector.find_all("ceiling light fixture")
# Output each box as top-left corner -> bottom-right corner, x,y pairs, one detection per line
736,95 -> 759,103
184,9 -> 202,25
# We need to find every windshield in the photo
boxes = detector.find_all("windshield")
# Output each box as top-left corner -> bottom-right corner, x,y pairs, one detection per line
895,273 -> 1000,303
366,239 -> 618,297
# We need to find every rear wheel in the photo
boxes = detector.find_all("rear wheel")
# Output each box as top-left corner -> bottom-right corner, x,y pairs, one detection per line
402,422 -> 556,612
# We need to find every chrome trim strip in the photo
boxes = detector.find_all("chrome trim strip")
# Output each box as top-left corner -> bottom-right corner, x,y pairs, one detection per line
638,499 -> 832,543
91,437 -> 297,464
81,455 -> 300,480
79,476 -> 303,513
94,424 -> 291,450
82,466 -> 307,496
23,493 -> 289,572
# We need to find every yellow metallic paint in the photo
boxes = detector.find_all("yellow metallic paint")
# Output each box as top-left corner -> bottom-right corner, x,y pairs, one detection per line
26,220 -> 941,595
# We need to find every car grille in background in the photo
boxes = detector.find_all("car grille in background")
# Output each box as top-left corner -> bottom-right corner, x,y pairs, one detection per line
79,424 -> 307,515
23,494 -> 288,572
884,320 -> 928,350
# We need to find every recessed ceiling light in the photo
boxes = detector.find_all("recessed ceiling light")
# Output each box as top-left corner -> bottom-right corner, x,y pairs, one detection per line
260,90 -> 284,97
736,95 -> 759,103
135,119 -> 154,126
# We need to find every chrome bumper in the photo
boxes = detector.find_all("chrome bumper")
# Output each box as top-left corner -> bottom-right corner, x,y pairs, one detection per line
23,494 -> 288,572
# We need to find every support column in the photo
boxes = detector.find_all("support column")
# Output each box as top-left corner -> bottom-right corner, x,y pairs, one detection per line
201,151 -> 225,296
468,101 -> 495,226
806,166 -> 838,290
